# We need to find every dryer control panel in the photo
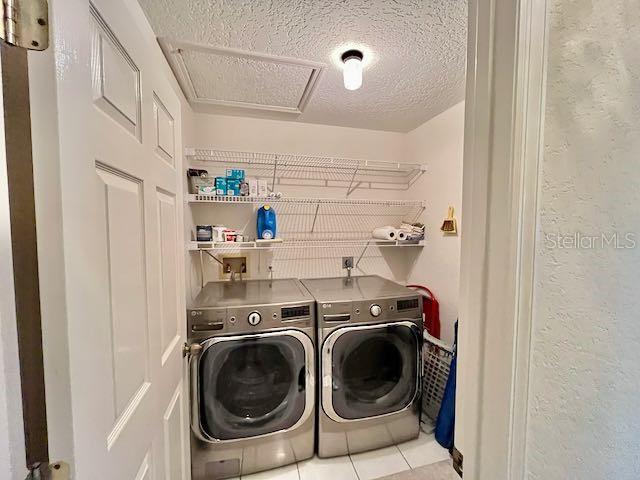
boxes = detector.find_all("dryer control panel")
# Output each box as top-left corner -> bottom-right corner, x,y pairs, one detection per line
317,295 -> 422,327
187,302 -> 315,339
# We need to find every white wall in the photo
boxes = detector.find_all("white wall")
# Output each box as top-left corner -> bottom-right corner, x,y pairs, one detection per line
186,110 -> 464,341
185,113 -> 422,301
190,114 -> 407,162
406,102 -> 465,344
526,1 -> 640,478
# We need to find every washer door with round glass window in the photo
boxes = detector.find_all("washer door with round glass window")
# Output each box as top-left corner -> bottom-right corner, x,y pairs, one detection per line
191,330 -> 314,443
322,321 -> 421,422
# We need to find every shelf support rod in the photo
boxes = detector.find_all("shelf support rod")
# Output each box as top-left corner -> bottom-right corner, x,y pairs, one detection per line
204,250 -> 224,266
270,155 -> 279,193
355,240 -> 371,270
199,250 -> 205,289
198,249 -> 225,289
346,166 -> 360,197
310,202 -> 320,233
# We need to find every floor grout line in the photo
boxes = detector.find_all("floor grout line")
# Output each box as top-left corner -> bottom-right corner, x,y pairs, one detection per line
395,444 -> 412,471
349,453 -> 361,480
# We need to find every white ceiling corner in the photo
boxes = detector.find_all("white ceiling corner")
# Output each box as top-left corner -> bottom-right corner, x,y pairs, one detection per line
140,0 -> 467,132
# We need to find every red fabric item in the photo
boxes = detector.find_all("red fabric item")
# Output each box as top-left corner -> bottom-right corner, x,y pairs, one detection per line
406,285 -> 441,339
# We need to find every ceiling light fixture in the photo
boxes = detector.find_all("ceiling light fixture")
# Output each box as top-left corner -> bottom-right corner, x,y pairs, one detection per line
341,50 -> 364,91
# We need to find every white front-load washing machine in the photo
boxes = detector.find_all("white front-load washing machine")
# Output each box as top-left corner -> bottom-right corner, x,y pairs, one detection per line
186,279 -> 316,479
301,275 -> 423,458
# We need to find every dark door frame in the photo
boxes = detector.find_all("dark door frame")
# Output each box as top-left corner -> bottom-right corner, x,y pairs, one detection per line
1,41 -> 49,471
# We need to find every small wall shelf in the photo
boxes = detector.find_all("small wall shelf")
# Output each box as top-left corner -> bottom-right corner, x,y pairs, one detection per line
185,148 -> 426,194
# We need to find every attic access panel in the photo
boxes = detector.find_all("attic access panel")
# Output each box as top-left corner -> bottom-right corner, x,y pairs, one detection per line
159,38 -> 325,114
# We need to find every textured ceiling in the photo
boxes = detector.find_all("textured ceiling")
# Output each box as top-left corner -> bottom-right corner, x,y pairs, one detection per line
138,0 -> 467,132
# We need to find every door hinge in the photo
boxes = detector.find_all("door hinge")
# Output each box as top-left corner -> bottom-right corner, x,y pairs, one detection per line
183,342 -> 202,358
452,445 -> 463,477
26,462 -> 70,480
0,0 -> 49,50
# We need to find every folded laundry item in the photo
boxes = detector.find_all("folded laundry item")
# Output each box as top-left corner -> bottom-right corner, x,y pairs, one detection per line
400,222 -> 425,234
398,222 -> 425,241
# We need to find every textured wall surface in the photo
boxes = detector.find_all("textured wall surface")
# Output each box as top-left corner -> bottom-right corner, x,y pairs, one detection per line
527,1 -> 640,478
137,0 -> 467,132
406,102 -> 464,345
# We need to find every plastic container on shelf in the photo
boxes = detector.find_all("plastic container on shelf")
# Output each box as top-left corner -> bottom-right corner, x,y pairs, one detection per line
257,205 -> 277,240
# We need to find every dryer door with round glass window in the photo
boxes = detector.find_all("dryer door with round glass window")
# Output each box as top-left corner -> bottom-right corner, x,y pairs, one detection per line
323,321 -> 421,421
193,330 -> 314,442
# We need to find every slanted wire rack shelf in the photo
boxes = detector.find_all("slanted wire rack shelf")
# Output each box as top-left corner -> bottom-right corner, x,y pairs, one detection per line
188,195 -> 426,246
185,148 -> 426,194
188,239 -> 425,252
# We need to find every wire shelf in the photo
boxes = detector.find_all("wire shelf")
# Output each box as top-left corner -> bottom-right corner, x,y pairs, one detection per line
185,148 -> 426,193
188,239 -> 425,252
188,195 -> 425,243
188,194 -> 424,208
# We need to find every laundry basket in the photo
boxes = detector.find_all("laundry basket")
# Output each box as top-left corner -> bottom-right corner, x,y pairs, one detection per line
422,331 -> 454,423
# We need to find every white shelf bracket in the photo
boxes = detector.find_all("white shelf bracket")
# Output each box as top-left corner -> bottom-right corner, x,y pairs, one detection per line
355,240 -> 371,270
310,202 -> 320,233
199,249 -> 205,289
199,249 -> 224,288
346,165 -> 360,197
270,155 -> 279,193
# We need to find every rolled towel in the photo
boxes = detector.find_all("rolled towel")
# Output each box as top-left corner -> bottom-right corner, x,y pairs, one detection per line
372,226 -> 397,241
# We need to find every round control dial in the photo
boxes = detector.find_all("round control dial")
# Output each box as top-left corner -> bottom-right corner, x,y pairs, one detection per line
247,311 -> 262,326
370,304 -> 382,317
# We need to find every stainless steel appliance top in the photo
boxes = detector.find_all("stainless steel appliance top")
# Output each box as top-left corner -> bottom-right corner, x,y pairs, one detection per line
301,275 -> 416,303
192,278 -> 314,308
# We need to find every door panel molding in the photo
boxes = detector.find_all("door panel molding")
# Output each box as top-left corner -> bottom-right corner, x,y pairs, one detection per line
96,163 -> 151,418
163,382 -> 187,480
90,5 -> 142,140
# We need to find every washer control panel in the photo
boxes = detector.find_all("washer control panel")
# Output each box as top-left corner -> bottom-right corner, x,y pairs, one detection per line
247,311 -> 262,326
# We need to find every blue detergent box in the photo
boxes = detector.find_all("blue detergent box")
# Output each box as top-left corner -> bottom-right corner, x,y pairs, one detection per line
215,177 -> 227,196
225,169 -> 245,180
226,179 -> 241,196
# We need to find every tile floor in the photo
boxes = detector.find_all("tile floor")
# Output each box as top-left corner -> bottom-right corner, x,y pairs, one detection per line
236,432 -> 450,480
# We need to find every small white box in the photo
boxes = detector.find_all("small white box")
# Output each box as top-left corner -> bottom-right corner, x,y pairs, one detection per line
248,179 -> 258,197
257,179 -> 268,196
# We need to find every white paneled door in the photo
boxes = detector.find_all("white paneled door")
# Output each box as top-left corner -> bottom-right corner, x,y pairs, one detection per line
39,0 -> 187,478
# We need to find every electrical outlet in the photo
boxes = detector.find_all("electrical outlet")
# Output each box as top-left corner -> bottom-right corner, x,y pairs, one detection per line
342,256 -> 354,269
